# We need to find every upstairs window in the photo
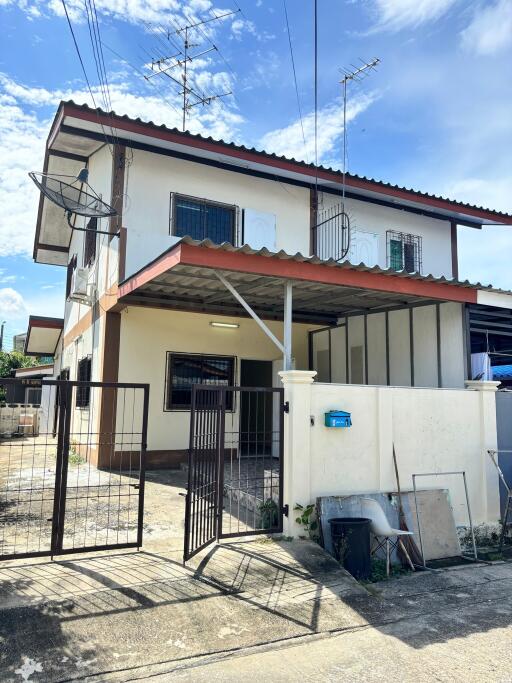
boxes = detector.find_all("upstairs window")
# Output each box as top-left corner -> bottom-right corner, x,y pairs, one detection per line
386,231 -> 422,274
165,352 -> 235,411
76,356 -> 92,408
83,217 -> 97,266
66,254 -> 77,299
170,193 -> 237,245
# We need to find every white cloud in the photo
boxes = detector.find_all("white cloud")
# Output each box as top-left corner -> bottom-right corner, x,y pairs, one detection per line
259,92 -> 377,165
0,288 -> 27,321
1,0 -> 250,41
0,71 -> 243,261
460,0 -> 512,56
369,0 -> 458,32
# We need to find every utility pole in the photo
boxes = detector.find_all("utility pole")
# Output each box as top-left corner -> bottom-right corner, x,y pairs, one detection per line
0,321 -> 5,352
144,9 -> 238,131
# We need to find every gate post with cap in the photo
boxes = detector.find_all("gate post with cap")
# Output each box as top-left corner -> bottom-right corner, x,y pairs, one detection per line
279,370 -> 317,537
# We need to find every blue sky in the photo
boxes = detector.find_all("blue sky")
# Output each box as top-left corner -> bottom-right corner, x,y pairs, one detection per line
0,0 -> 511,347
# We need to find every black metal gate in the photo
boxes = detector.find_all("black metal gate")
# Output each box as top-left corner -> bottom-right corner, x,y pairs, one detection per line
184,385 -> 284,561
0,377 -> 149,561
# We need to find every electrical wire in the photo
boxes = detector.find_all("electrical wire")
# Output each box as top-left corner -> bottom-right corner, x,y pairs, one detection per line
60,0 -> 117,161
283,0 -> 307,163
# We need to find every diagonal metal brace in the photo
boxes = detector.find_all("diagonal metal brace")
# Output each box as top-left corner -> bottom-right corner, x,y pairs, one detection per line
214,272 -> 285,355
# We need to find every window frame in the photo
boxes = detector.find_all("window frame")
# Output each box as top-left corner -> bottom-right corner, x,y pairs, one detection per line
76,355 -> 92,409
386,230 -> 423,274
169,192 -> 239,246
83,217 -> 98,267
163,351 -> 236,412
66,254 -> 77,299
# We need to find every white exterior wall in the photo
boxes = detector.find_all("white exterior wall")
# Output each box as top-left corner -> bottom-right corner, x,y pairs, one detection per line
118,307 -> 318,452
312,302 -> 466,389
280,373 -> 500,536
123,149 -> 311,278
321,192 -> 453,278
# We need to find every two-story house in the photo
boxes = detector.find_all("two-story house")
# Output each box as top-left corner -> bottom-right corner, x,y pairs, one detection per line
28,100 -> 512,477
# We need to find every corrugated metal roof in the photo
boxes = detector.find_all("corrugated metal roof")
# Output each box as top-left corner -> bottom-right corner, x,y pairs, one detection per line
58,101 -> 512,221
176,236 -> 511,295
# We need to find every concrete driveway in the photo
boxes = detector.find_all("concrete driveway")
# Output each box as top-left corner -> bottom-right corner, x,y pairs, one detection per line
2,466 -> 512,682
3,535 -> 512,682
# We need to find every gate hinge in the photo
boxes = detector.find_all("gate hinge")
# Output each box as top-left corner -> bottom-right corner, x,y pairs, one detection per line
283,401 -> 289,414
282,504 -> 289,517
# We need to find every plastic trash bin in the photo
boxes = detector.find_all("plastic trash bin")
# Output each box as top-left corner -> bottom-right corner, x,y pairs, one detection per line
329,517 -> 371,580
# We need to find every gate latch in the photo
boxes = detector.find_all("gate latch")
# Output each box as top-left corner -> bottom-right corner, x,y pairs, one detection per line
283,401 -> 289,414
282,504 -> 289,517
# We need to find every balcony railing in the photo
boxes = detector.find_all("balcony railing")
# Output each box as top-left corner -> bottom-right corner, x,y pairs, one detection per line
312,203 -> 350,262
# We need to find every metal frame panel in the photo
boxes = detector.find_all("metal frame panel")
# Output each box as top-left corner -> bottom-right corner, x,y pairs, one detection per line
184,384 -> 285,561
0,378 -> 149,562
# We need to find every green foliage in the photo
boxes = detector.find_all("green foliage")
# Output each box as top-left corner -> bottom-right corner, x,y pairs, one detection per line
0,351 -> 35,378
258,498 -> 279,530
294,503 -> 318,533
0,351 -> 38,400
363,558 -> 412,584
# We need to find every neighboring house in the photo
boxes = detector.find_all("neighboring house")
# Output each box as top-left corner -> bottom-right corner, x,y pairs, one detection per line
12,333 -> 27,353
30,101 -> 512,480
7,364 -> 54,405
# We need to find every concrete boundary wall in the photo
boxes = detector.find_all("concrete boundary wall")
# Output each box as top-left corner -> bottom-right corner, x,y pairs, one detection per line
279,371 -> 500,537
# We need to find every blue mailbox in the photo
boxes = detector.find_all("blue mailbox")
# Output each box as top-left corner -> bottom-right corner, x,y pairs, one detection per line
324,410 -> 352,428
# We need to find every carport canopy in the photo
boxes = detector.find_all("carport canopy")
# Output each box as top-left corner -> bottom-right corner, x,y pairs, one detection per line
118,238 -> 512,370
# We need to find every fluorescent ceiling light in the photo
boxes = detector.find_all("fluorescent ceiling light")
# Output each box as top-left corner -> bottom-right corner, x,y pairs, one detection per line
210,321 -> 240,329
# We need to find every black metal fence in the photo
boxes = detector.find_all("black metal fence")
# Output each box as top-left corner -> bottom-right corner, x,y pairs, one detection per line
185,385 -> 284,561
0,378 -> 149,561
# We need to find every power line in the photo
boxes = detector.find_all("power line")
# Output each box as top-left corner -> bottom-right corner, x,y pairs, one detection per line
60,0 -> 118,161
283,0 -> 307,162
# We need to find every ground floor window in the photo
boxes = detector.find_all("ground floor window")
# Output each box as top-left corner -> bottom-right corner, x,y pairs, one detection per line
76,356 -> 92,408
165,352 -> 235,410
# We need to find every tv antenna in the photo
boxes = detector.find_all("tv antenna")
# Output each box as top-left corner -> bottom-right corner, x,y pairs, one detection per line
144,9 -> 239,131
29,169 -> 118,235
339,58 -> 380,205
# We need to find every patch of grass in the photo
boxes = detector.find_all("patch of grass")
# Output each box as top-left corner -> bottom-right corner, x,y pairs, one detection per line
362,558 -> 413,584
68,450 -> 86,466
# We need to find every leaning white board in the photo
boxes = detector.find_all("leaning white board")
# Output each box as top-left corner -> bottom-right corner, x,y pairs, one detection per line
243,208 -> 277,251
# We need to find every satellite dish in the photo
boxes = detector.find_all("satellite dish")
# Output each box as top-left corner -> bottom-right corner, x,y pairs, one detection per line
29,169 -> 117,232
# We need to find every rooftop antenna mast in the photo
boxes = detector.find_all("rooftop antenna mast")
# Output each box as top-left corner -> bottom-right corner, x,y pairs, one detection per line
339,58 -> 380,206
145,9 -> 239,131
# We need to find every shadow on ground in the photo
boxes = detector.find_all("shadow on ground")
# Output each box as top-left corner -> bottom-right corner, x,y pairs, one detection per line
3,536 -> 512,682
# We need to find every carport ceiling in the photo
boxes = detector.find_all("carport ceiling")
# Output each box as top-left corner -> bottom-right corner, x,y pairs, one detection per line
119,264 -> 441,324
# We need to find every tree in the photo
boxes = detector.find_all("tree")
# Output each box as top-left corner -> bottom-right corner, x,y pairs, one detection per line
0,351 -> 36,400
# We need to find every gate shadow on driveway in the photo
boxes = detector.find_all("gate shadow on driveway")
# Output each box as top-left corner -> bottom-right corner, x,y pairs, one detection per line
4,540 -> 512,682
0,539 -> 364,681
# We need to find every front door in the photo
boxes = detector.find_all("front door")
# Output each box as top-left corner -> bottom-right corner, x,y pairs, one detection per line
239,360 -> 273,456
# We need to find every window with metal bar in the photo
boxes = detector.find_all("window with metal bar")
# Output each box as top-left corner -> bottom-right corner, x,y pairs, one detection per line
83,217 -> 97,266
386,230 -> 422,274
66,254 -> 77,299
165,352 -> 235,410
76,356 -> 92,408
170,193 -> 236,245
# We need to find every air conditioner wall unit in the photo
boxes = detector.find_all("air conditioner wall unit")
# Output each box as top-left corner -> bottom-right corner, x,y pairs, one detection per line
69,267 -> 92,304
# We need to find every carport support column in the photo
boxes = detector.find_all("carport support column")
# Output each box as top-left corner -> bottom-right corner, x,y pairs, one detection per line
279,370 -> 317,537
284,281 -> 293,371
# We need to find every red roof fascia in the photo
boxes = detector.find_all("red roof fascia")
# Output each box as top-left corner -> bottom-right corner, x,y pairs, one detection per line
118,243 -> 478,305
61,104 -> 512,225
